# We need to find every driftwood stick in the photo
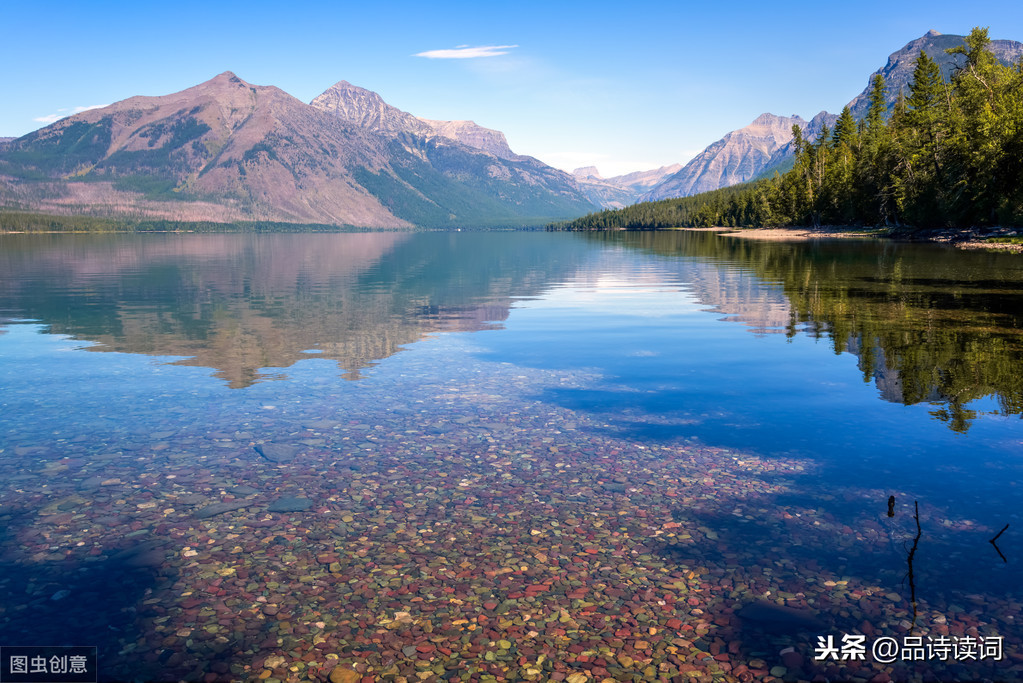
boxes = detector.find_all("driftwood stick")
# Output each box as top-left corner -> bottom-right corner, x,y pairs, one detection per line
990,524 -> 1009,563
904,501 -> 922,628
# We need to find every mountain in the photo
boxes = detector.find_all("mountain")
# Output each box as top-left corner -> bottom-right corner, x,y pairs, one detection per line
751,111 -> 839,181
571,167 -> 634,208
847,29 -> 1023,119
572,164 -> 683,208
612,165 -> 684,192
642,30 -> 1023,203
307,80 -> 434,137
642,114 -> 810,202
308,81 -> 523,160
417,119 -> 520,160
0,72 -> 409,226
573,166 -> 602,179
0,74 -> 595,228
308,80 -> 594,225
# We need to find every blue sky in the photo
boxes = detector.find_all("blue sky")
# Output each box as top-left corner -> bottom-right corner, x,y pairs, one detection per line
3,0 -> 1021,177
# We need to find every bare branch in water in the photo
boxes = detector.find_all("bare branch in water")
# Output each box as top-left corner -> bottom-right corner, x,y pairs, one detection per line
990,523 -> 1009,563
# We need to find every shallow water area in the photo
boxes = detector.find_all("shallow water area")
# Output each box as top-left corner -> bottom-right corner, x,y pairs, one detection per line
1,231 -> 1021,682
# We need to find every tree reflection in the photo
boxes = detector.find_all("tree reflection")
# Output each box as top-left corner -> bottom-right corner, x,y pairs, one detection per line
591,230 -> 1023,432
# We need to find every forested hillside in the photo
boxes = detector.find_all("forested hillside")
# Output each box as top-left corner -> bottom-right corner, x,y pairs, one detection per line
557,29 -> 1022,231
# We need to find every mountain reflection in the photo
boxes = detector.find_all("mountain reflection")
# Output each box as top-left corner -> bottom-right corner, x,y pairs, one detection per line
0,232 -> 585,387
594,230 -> 1023,431
3,230 -> 1022,432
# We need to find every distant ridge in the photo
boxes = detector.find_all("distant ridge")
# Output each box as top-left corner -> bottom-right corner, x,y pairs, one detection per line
572,164 -> 683,208
642,114 -> 812,202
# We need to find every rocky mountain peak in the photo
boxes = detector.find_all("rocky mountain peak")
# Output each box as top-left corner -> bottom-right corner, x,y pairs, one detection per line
201,71 -> 251,89
847,31 -> 1023,119
417,118 -> 520,160
311,81 -> 433,136
750,112 -> 804,127
311,81 -> 526,160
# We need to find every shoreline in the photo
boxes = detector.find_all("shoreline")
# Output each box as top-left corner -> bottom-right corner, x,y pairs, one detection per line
681,225 -> 1023,252
3,222 -> 1022,252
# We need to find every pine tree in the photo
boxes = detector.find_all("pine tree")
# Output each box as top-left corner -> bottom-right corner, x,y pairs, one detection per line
899,50 -> 950,224
865,74 -> 887,131
856,75 -> 895,224
945,27 -> 1009,224
828,107 -> 859,221
907,50 -> 944,116
831,106 -> 858,149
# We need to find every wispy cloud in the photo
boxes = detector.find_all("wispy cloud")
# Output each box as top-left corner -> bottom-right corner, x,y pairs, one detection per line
34,104 -> 108,124
414,45 -> 518,59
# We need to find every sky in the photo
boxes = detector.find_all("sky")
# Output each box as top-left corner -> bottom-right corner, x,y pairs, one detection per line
2,0 -> 1022,178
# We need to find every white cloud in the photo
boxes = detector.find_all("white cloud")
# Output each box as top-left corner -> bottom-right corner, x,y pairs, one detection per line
414,44 -> 518,59
33,104 -> 108,124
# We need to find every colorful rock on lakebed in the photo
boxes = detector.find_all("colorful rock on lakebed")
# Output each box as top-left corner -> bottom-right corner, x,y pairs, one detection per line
0,350 -> 1018,683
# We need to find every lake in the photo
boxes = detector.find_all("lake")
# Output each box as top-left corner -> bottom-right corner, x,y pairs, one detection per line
0,230 -> 1021,682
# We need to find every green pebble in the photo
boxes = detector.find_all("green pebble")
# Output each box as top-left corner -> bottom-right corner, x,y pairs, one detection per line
770,666 -> 787,676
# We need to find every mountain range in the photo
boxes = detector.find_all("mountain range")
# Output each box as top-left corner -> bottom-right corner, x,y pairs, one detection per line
641,30 -> 1023,203
642,114 -> 809,202
0,74 -> 595,228
2,30 -> 1020,225
570,164 -> 682,208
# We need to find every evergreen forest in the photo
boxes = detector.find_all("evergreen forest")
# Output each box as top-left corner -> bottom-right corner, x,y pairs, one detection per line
556,28 -> 1023,232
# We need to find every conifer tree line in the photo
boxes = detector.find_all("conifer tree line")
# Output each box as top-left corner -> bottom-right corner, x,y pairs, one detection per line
557,28 -> 1023,231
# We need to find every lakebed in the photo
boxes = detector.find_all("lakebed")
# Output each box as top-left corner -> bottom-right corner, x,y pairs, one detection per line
1,230 -> 1021,683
